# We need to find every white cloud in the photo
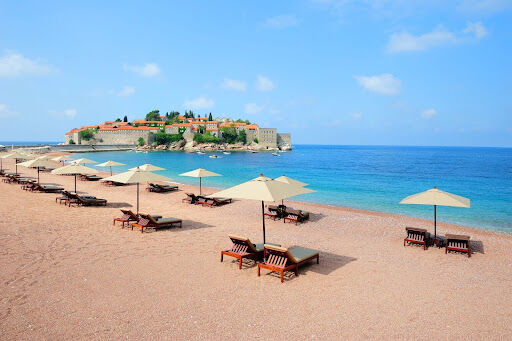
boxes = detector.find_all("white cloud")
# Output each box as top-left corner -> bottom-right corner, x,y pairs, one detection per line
463,21 -> 488,39
0,104 -> 18,118
387,26 -> 456,53
123,62 -> 160,77
350,112 -> 363,120
0,51 -> 53,77
118,86 -> 135,97
49,108 -> 77,119
421,108 -> 437,119
264,14 -> 299,28
221,78 -> 246,91
458,0 -> 512,13
256,75 -> 275,92
269,108 -> 281,115
244,103 -> 263,115
183,96 -> 214,110
387,22 -> 488,53
354,73 -> 401,95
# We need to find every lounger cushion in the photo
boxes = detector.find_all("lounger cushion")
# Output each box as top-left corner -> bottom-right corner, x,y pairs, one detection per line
264,244 -> 319,263
155,217 -> 181,224
253,242 -> 280,252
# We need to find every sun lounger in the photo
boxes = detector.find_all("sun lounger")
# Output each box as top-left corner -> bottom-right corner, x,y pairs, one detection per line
182,193 -> 198,204
283,208 -> 310,225
56,190 -> 73,204
404,227 -> 430,250
220,235 -> 280,270
445,234 -> 471,257
265,205 -> 287,220
196,196 -> 232,207
101,180 -> 126,187
66,192 -> 107,207
146,183 -> 178,193
130,213 -> 182,233
81,174 -> 102,181
31,183 -> 64,193
258,245 -> 320,283
113,210 -> 162,228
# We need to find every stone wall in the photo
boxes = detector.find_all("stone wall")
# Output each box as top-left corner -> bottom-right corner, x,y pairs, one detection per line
257,128 -> 277,147
277,133 -> 291,148
70,130 -> 154,145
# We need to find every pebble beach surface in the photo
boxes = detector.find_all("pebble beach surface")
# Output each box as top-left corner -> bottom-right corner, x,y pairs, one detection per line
1,158 -> 511,340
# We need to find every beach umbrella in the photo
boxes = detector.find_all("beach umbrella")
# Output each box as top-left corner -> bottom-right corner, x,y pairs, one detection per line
51,155 -> 74,164
179,168 -> 221,195
1,151 -> 33,174
96,160 -> 126,176
18,158 -> 58,183
72,157 -> 96,164
102,167 -> 173,214
208,174 -> 315,243
274,175 -> 309,205
129,164 -> 165,171
400,187 -> 470,238
51,162 -> 99,193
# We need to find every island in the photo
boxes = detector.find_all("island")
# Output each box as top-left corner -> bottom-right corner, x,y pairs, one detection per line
64,110 -> 291,152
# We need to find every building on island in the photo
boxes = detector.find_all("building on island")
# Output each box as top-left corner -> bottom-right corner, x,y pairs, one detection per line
65,115 -> 291,149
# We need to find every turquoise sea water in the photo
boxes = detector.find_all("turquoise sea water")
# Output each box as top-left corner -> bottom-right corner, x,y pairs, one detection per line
77,145 -> 512,234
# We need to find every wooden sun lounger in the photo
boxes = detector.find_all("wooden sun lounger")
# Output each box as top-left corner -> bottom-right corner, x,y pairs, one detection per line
404,227 -> 431,250
31,183 -> 64,193
113,210 -> 162,228
196,196 -> 232,207
82,174 -> 102,181
445,234 -> 471,257
220,235 -> 280,270
182,193 -> 198,204
258,245 -> 320,283
130,213 -> 182,233
56,190 -> 74,204
102,180 -> 126,187
146,183 -> 178,193
66,192 -> 107,207
283,208 -> 310,225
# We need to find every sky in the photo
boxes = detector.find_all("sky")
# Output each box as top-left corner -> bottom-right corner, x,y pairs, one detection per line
0,1 -> 511,146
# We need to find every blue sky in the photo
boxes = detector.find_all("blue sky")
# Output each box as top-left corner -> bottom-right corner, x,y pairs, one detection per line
0,1 -> 511,146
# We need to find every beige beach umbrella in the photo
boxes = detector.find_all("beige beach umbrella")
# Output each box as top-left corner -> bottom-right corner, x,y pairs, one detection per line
96,160 -> 126,176
274,175 -> 308,187
129,163 -> 165,171
179,168 -> 221,195
51,163 -> 99,193
18,158 -> 58,183
73,157 -> 96,164
51,155 -> 74,164
1,150 -> 33,174
209,174 -> 315,243
102,167 -> 174,213
274,175 -> 309,205
400,187 -> 470,238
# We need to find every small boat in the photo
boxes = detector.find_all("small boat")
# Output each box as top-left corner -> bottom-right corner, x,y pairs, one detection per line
196,151 -> 206,155
272,152 -> 280,156
250,150 -> 258,154
209,154 -> 220,158
223,151 -> 231,155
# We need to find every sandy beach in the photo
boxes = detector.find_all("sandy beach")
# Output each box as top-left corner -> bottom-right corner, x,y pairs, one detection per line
1,158 -> 511,340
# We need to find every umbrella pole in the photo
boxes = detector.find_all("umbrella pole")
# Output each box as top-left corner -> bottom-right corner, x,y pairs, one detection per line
74,174 -> 77,193
262,201 -> 266,244
110,166 -> 112,176
434,205 -> 437,239
136,183 -> 140,214
37,167 -> 40,183
200,177 -> 202,195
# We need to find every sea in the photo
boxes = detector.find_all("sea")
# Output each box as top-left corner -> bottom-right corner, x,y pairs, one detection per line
4,143 -> 511,234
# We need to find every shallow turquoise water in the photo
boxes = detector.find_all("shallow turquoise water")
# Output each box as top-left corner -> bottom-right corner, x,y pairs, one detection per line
78,145 -> 512,234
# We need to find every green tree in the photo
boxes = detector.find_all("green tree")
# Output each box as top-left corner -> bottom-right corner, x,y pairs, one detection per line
220,127 -> 238,144
69,139 -> 75,145
154,132 -> 182,145
194,133 -> 220,144
115,118 -> 121,122
123,115 -> 128,122
145,110 -> 161,121
138,137 -> 145,146
79,129 -> 96,141
254,138 -> 259,144
208,112 -> 213,121
236,129 -> 247,144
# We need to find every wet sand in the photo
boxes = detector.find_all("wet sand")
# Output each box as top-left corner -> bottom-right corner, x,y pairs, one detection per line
1,158 -> 511,339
